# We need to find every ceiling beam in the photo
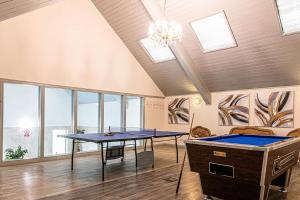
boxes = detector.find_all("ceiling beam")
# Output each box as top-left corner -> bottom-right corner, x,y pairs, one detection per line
141,0 -> 211,104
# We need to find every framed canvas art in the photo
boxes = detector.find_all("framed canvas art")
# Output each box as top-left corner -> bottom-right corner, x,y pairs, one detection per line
255,91 -> 294,128
218,94 -> 249,126
168,98 -> 190,124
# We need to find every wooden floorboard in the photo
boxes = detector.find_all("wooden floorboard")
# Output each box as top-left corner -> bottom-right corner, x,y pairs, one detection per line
0,144 -> 185,200
39,165 -> 300,200
0,144 -> 300,200
39,164 -> 202,200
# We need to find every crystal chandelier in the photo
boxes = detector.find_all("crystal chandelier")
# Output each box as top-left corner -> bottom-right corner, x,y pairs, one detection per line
148,0 -> 182,47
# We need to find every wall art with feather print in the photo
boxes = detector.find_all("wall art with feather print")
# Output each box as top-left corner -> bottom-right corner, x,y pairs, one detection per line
218,94 -> 249,126
168,98 -> 190,124
255,91 -> 294,128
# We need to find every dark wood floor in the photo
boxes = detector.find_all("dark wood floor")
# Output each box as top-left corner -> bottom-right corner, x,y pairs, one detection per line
40,164 -> 201,200
0,144 -> 300,200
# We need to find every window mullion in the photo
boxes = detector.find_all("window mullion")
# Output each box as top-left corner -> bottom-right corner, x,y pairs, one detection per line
122,95 -> 126,129
40,86 -> 45,158
141,97 -> 145,129
73,90 -> 78,135
0,81 -> 3,162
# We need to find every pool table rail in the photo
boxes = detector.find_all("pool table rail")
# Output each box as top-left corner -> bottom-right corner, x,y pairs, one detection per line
187,134 -> 300,151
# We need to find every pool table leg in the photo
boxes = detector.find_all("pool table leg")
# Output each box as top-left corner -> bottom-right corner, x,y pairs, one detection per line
283,168 -> 292,191
279,169 -> 292,192
270,168 -> 292,193
203,195 -> 212,200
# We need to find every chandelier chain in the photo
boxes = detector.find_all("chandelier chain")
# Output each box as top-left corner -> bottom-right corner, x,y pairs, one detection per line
163,0 -> 166,17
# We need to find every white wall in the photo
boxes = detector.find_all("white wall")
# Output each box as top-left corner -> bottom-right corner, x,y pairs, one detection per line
144,97 -> 165,130
163,85 -> 300,136
0,0 -> 163,97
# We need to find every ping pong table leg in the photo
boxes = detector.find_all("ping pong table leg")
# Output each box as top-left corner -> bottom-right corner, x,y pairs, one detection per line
134,139 -> 138,173
101,142 -> 105,181
175,136 -> 178,163
71,139 -> 75,170
144,139 -> 147,151
150,138 -> 154,152
151,138 -> 154,168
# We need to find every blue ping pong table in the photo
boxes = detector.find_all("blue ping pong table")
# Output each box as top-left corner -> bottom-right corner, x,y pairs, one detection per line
60,128 -> 187,181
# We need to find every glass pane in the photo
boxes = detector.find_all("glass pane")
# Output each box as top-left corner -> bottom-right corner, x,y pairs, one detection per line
126,96 -> 142,128
77,91 -> 99,152
191,11 -> 237,52
104,94 -> 122,146
104,94 -> 122,130
276,0 -> 300,34
139,38 -> 175,63
3,83 -> 40,160
126,96 -> 143,146
44,88 -> 73,156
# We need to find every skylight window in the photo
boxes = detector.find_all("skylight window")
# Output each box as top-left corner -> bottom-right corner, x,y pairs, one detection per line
275,0 -> 300,34
191,11 -> 237,52
139,38 -> 175,63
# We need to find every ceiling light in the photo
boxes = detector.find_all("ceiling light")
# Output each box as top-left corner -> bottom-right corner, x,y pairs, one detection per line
140,37 -> 175,63
148,0 -> 182,47
275,0 -> 300,34
191,11 -> 237,52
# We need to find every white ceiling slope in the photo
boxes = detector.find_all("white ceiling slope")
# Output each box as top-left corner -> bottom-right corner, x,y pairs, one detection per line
0,0 -> 300,97
92,0 -> 300,94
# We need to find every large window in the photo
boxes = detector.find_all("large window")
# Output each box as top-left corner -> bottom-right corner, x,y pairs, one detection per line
44,88 -> 73,156
3,83 -> 40,160
103,94 -> 122,130
77,91 -> 99,152
0,81 -> 146,162
126,96 -> 143,128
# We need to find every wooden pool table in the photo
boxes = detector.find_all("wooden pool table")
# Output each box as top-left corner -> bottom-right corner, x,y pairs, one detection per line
185,134 -> 300,200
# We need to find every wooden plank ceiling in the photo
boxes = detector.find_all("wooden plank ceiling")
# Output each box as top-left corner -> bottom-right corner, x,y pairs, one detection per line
92,0 -> 300,94
0,0 -> 63,22
0,0 -> 299,95
140,0 -> 211,103
92,0 -> 198,96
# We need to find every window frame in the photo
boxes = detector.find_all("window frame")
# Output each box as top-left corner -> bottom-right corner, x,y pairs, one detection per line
43,86 -> 74,157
